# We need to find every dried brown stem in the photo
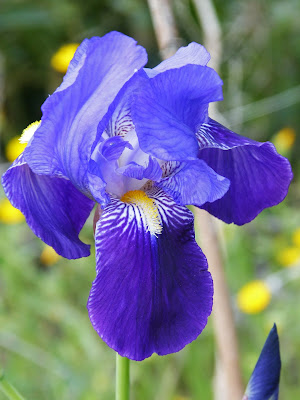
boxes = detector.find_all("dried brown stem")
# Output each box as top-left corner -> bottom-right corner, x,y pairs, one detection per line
193,0 -> 244,398
147,0 -> 244,398
147,0 -> 179,59
193,208 -> 244,400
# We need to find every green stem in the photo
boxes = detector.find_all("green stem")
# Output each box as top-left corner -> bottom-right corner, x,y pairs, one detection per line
0,370 -> 26,400
116,354 -> 130,400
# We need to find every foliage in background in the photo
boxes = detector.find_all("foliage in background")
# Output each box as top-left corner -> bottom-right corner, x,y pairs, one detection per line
0,0 -> 299,399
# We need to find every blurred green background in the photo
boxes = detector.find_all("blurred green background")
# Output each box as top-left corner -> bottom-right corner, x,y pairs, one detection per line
0,0 -> 300,399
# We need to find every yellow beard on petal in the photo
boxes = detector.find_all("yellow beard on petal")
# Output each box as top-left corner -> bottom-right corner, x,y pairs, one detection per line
120,190 -> 162,236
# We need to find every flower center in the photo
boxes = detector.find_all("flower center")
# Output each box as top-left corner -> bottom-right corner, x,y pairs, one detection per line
120,190 -> 162,236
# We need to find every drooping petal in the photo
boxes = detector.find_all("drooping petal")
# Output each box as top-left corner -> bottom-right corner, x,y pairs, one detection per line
158,159 -> 230,206
198,119 -> 293,225
2,154 -> 94,259
244,324 -> 281,400
25,32 -> 148,193
132,65 -> 223,161
145,42 -> 210,77
88,188 -> 213,360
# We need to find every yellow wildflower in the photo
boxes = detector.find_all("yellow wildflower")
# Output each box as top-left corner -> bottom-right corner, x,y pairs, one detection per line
277,246 -> 300,267
237,280 -> 271,314
272,127 -> 296,153
51,43 -> 79,73
5,136 -> 26,162
19,120 -> 41,144
40,245 -> 61,266
5,121 -> 41,162
0,198 -> 24,224
292,228 -> 300,248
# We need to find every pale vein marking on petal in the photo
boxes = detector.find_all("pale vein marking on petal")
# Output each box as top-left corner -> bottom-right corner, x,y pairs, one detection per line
105,103 -> 134,138
161,161 -> 181,178
196,123 -> 231,149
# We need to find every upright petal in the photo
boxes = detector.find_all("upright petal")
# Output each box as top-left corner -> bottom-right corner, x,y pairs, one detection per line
158,159 -> 230,206
25,32 -> 148,193
55,39 -> 90,93
244,324 -> 281,400
132,65 -> 223,161
145,42 -> 210,77
88,189 -> 213,360
198,119 -> 293,225
2,155 -> 94,259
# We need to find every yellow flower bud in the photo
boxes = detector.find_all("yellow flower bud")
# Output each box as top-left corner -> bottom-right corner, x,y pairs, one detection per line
292,228 -> 300,248
51,43 -> 79,73
0,198 -> 24,224
272,127 -> 296,153
40,245 -> 61,266
5,136 -> 26,162
277,246 -> 300,267
237,280 -> 271,314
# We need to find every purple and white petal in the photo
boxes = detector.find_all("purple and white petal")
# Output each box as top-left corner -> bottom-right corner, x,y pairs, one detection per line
198,119 -> 293,225
103,82 -> 135,138
2,155 -> 95,259
25,32 -> 148,194
145,42 -> 210,78
97,70 -> 148,142
196,118 -> 256,150
87,133 -> 161,202
158,159 -> 230,206
88,189 -> 213,360
132,65 -> 223,161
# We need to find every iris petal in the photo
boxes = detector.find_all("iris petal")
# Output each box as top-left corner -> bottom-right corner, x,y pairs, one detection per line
117,157 -> 162,181
87,160 -> 111,207
132,65 -> 223,161
158,159 -> 230,206
55,39 -> 89,93
103,75 -> 138,138
25,32 -> 148,194
2,155 -> 95,259
244,324 -> 281,400
100,137 -> 133,161
145,42 -> 210,77
88,189 -> 213,360
198,119 -> 293,225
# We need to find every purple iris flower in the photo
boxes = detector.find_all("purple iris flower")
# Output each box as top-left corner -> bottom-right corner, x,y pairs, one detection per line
243,324 -> 281,400
2,32 -> 292,361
